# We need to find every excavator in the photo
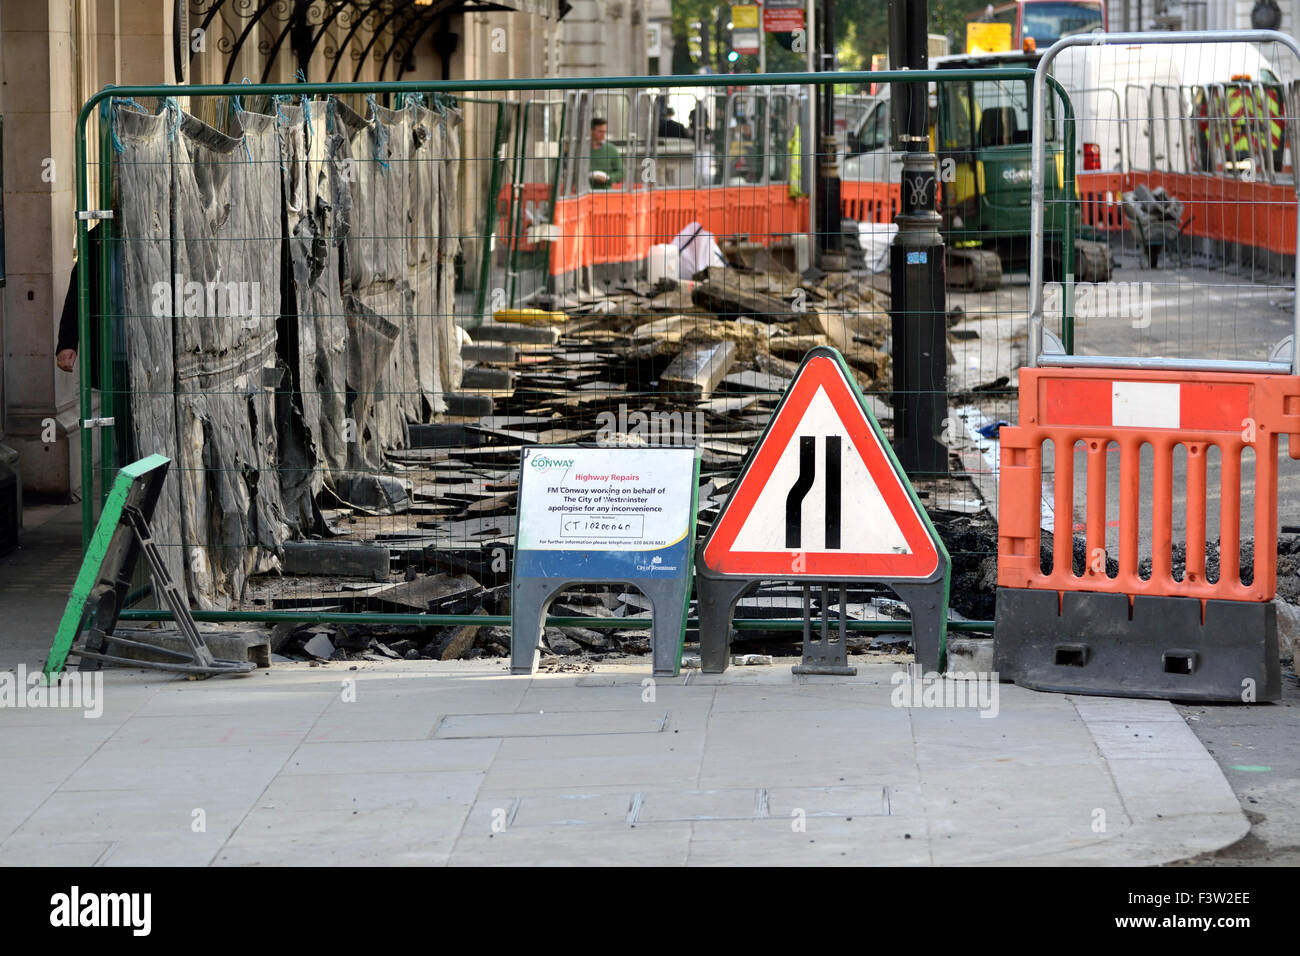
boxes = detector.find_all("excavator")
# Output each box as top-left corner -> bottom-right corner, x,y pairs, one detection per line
844,49 -> 1114,291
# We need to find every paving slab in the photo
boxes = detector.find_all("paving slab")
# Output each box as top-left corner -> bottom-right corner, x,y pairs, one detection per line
0,659 -> 1250,866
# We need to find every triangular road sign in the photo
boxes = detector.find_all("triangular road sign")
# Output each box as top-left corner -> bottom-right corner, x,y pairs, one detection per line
702,347 -> 942,581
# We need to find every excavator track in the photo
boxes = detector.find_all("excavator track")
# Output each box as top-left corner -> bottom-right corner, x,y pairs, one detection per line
946,248 -> 1002,291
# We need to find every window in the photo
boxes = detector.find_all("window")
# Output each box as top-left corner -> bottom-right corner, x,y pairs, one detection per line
861,102 -> 889,151
971,77 -> 1050,145
1022,2 -> 1103,45
941,84 -> 973,150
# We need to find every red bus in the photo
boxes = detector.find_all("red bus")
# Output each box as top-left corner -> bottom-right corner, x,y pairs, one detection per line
967,1 -> 1106,53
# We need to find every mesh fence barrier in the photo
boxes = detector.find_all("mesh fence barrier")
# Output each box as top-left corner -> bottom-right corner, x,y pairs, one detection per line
71,59 -> 1295,661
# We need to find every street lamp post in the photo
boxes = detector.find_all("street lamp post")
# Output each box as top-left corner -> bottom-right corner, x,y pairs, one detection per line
887,0 -> 948,476
814,0 -> 843,269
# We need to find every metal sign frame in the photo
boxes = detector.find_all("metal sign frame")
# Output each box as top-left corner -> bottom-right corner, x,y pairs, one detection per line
509,444 -> 701,677
695,347 -> 951,674
44,455 -> 255,680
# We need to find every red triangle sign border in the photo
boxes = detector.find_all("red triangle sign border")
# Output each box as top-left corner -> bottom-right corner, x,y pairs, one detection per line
702,352 -> 940,580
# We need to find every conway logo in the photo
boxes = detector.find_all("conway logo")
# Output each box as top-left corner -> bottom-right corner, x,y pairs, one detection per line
528,456 -> 576,472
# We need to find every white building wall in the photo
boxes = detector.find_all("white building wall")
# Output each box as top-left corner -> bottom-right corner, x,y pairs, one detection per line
557,0 -> 646,79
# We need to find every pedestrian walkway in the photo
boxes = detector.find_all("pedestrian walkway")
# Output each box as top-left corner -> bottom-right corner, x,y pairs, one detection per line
0,503 -> 1250,865
0,503 -> 84,672
0,658 -> 1247,866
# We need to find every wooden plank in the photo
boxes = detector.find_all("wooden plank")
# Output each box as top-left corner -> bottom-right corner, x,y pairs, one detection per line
721,370 -> 788,394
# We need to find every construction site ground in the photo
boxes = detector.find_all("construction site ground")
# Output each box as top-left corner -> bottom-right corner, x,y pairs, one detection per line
4,243 -> 1299,866
1,502 -> 1296,866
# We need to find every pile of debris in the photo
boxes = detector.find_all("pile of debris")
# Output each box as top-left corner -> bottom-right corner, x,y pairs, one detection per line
254,263 -> 893,575
268,574 -> 664,664
240,258 -> 1038,662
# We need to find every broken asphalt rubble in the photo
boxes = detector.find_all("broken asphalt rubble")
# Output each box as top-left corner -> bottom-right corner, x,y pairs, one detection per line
239,247 -> 1010,664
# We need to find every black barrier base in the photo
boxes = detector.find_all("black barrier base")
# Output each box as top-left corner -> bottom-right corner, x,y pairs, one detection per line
994,587 -> 1281,702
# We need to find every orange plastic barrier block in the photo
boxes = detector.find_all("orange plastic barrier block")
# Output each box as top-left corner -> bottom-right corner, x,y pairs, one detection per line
998,367 -> 1300,603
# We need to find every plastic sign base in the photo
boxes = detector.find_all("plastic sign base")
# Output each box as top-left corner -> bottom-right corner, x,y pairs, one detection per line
994,587 -> 1281,702
695,347 -> 951,675
509,445 -> 699,678
512,575 -> 694,678
696,576 -> 949,674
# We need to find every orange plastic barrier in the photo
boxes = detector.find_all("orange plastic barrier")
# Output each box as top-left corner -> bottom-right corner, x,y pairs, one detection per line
840,180 -> 902,225
1076,170 -> 1298,254
547,184 -> 809,276
1135,171 -> 1298,257
496,181 -> 555,253
541,181 -> 903,276
1076,172 -> 1128,232
998,366 -> 1300,603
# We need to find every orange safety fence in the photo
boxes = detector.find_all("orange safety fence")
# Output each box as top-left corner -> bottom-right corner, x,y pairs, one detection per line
495,180 -> 903,276
545,184 -> 810,276
1077,170 -> 1298,255
840,180 -> 903,226
500,171 -> 1294,274
998,366 -> 1300,603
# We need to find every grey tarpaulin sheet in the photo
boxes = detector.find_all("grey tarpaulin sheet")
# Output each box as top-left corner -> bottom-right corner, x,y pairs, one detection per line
172,107 -> 286,607
113,104 -> 185,593
279,100 -> 348,525
335,99 -> 408,468
408,101 -> 445,417
110,95 -> 466,605
372,103 -> 421,430
437,105 -> 464,393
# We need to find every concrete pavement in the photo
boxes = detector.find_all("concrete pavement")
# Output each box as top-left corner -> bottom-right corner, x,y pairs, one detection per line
0,658 -> 1249,866
0,502 -> 84,675
0,502 -> 1265,867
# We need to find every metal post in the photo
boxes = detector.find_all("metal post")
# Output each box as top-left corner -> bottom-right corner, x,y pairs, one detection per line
474,100 -> 510,323
815,0 -> 843,268
888,0 -> 947,476
804,0 -> 817,273
98,100 -> 116,505
75,106 -> 94,549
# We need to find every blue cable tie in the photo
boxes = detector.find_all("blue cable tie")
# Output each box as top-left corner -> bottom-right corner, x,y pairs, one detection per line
107,97 -> 144,153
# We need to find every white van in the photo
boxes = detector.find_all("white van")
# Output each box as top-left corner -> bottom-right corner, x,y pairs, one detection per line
1051,41 -> 1282,175
842,42 -> 1285,182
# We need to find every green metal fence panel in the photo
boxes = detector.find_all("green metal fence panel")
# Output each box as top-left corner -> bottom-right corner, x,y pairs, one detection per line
70,71 -> 1077,659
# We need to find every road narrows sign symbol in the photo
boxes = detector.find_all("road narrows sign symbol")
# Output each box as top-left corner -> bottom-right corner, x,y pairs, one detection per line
702,351 -> 941,579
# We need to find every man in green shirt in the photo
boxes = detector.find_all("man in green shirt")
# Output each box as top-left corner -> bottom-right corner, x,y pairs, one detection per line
589,117 -> 624,189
